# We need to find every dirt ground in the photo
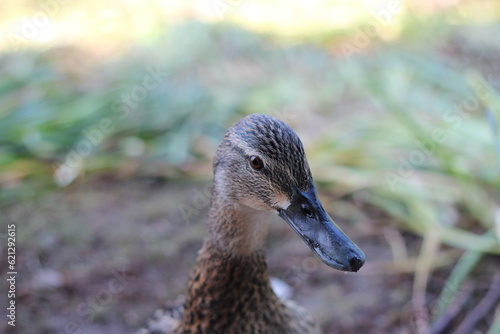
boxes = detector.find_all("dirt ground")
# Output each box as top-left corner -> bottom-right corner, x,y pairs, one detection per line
1,177 -> 498,334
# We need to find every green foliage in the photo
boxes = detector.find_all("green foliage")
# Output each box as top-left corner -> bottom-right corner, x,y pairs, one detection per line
1,19 -> 499,257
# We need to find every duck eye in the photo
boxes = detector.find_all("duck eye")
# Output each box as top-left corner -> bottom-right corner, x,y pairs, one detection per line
249,156 -> 264,170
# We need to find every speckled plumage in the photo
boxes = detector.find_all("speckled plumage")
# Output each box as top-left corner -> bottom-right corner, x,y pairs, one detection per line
138,114 -> 355,334
138,240 -> 319,334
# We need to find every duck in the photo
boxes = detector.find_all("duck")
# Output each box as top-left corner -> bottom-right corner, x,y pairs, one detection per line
137,113 -> 365,334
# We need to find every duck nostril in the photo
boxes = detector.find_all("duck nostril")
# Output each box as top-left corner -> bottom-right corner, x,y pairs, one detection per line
349,257 -> 364,272
301,204 -> 314,218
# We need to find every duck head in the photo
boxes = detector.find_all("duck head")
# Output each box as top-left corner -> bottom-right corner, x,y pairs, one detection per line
212,114 -> 365,272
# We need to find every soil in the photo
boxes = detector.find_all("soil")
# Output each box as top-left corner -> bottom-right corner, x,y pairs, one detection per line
1,177 -> 498,334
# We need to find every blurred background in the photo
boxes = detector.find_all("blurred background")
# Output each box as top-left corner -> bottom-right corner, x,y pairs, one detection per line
1,0 -> 500,333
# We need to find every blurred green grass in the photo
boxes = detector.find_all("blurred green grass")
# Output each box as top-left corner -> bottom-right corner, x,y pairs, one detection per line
1,2 -> 500,331
1,15 -> 499,252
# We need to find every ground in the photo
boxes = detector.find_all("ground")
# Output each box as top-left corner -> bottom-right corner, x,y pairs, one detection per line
2,177 -> 498,334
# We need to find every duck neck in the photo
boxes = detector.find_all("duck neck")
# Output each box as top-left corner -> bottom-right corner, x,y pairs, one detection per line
180,195 -> 281,331
181,240 -> 282,332
207,188 -> 271,256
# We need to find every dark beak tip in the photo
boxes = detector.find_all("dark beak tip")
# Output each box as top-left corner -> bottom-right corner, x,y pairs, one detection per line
349,256 -> 365,272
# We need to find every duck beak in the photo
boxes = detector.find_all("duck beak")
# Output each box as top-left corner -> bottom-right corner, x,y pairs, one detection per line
278,186 -> 365,272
